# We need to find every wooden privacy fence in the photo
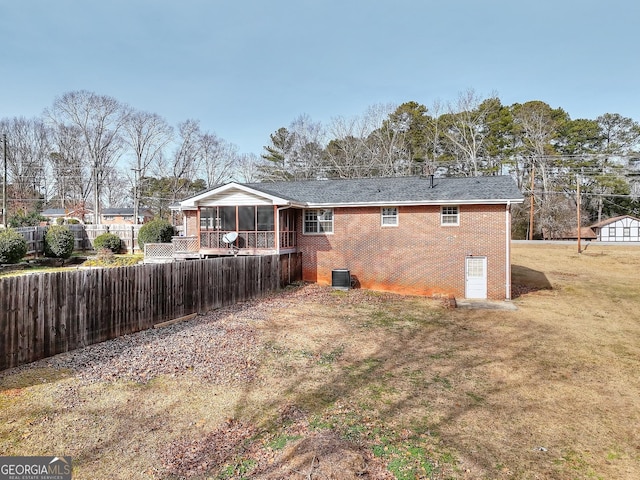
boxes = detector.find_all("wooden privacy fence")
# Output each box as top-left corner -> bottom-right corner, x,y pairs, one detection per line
12,224 -> 143,255
84,225 -> 142,253
12,227 -> 45,255
0,252 -> 302,371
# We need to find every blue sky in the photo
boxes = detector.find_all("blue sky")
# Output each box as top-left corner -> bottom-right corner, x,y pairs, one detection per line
1,0 -> 638,156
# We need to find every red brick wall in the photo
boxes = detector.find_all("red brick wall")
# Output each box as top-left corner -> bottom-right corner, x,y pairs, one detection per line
297,204 -> 510,300
184,210 -> 198,237
101,215 -> 133,225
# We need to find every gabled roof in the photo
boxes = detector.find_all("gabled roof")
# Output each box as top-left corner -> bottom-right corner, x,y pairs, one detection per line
590,215 -> 640,228
42,208 -> 94,216
42,208 -> 66,216
101,208 -> 152,216
176,175 -> 524,209
544,226 -> 597,240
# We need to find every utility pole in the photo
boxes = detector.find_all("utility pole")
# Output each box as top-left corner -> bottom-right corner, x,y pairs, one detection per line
577,174 -> 582,254
131,168 -> 141,225
93,163 -> 100,225
528,164 -> 535,240
2,133 -> 7,227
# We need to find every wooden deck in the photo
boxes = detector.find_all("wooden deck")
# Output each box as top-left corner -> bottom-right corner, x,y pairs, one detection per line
144,235 -> 297,263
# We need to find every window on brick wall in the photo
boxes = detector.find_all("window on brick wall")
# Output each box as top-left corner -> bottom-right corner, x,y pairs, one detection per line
440,206 -> 459,226
304,209 -> 333,234
381,207 -> 398,226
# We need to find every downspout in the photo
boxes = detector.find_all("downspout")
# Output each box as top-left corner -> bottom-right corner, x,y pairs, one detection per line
505,201 -> 512,300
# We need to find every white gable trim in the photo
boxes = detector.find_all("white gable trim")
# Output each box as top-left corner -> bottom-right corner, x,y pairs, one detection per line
177,182 -> 292,209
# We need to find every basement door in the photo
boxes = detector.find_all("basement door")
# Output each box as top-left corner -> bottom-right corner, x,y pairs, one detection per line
465,256 -> 487,299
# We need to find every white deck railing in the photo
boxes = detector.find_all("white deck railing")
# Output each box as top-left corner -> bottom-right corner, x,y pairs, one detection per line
143,243 -> 175,263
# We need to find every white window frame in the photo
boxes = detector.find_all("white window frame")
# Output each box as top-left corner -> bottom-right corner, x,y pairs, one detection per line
440,205 -> 459,226
381,207 -> 399,227
304,208 -> 334,234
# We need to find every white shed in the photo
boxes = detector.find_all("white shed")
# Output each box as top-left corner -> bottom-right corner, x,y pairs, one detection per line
590,215 -> 640,242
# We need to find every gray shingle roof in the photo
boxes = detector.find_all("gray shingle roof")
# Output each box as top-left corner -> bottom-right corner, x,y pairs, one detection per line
243,175 -> 523,205
102,208 -> 153,215
42,208 -> 66,215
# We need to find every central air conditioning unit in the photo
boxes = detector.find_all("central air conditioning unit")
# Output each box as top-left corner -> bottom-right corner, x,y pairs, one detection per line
332,269 -> 351,290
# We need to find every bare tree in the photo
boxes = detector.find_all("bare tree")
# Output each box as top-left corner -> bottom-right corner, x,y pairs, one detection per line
441,89 -> 498,176
325,104 -> 396,178
512,101 -> 569,236
102,168 -> 131,208
423,99 -> 445,175
155,119 -> 203,203
199,133 -> 235,187
46,91 -> 126,224
287,114 -> 325,179
0,117 -> 50,213
235,153 -> 260,183
122,109 -> 173,223
366,104 -> 412,177
48,123 -> 92,211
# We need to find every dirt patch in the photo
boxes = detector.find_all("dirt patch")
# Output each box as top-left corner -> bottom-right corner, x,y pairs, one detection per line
255,430 -> 383,480
161,419 -> 257,478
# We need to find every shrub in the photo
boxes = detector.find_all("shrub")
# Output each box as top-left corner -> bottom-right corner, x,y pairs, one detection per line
9,211 -> 47,227
67,218 -> 80,225
83,251 -> 143,267
93,232 -> 122,253
55,217 -> 65,225
138,219 -> 174,250
44,225 -> 75,259
0,228 -> 28,264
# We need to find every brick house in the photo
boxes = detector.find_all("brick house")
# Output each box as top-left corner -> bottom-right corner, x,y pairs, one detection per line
172,175 -> 524,300
100,208 -> 153,225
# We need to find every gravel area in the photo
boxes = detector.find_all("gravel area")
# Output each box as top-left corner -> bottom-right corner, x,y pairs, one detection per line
0,284 -> 421,387
1,295 -> 279,386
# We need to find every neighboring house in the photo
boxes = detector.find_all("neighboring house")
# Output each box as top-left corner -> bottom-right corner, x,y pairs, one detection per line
41,207 -> 93,224
100,208 -> 153,225
590,215 -> 640,242
171,175 -> 524,300
542,226 -> 597,241
41,208 -> 66,223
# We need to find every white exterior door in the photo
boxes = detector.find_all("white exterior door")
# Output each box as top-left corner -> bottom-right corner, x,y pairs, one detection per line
465,257 -> 487,299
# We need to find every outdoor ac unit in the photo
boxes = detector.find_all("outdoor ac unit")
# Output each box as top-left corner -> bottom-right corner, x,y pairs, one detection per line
332,269 -> 351,290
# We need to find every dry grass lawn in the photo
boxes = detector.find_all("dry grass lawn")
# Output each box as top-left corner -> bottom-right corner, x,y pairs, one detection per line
1,243 -> 639,479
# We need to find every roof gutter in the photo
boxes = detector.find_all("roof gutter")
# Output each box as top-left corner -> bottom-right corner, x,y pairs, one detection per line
303,198 -> 525,208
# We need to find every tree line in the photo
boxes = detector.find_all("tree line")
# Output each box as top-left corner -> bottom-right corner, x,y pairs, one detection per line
1,89 -> 639,237
0,90 -> 254,225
